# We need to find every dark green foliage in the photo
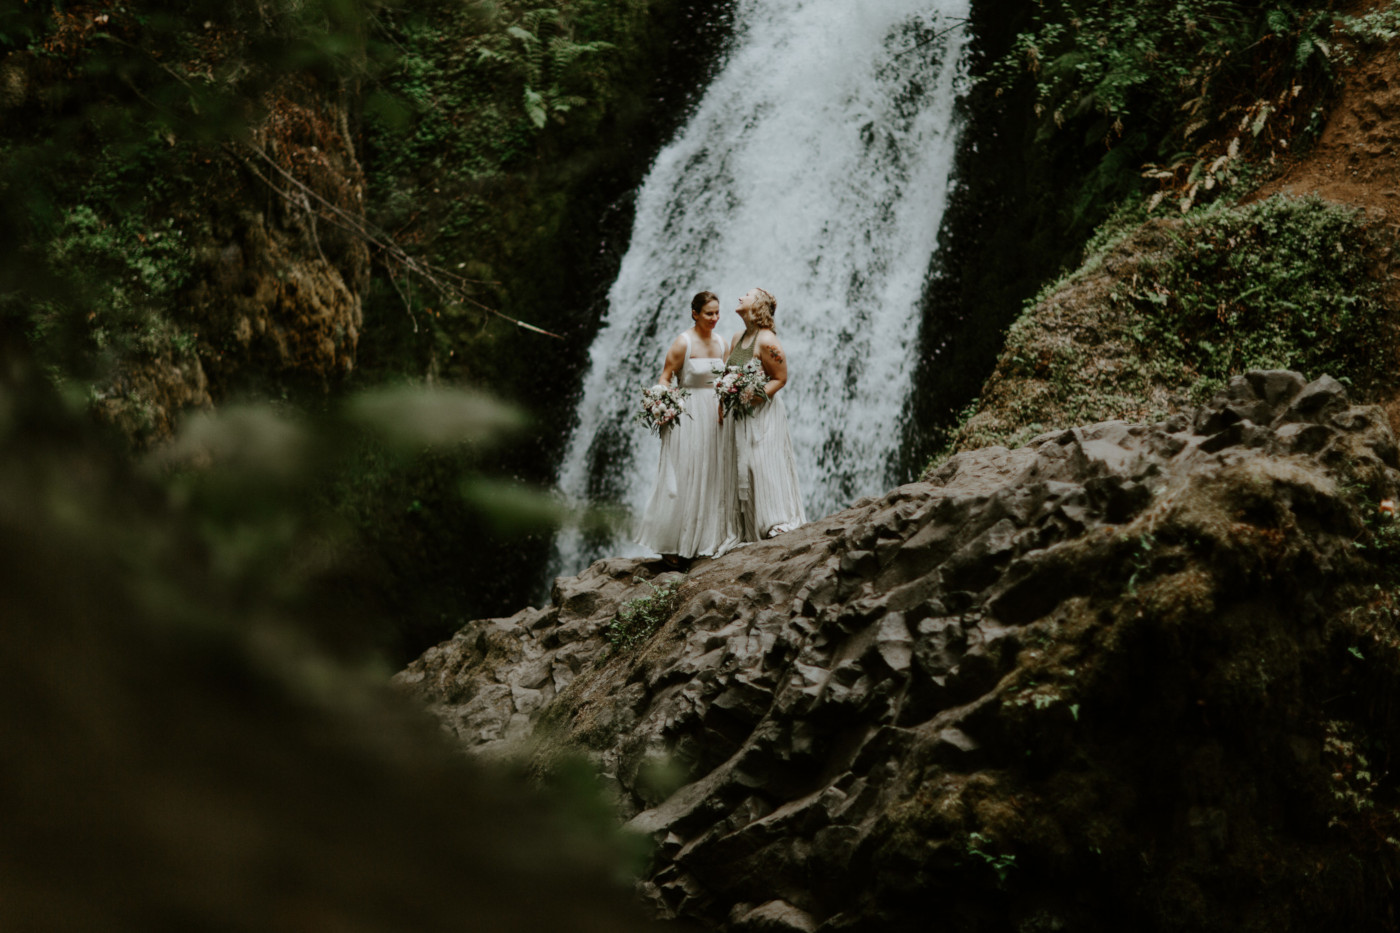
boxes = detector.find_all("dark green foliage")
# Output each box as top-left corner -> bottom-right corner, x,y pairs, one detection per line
964,832 -> 1018,887
312,438 -> 562,662
1339,2 -> 1400,46
36,173 -> 198,375
992,1 -> 1334,129
1121,196 -> 1393,399
3,0 -> 734,658
989,0 -> 1341,217
2,0 -> 370,386
357,0 -> 733,391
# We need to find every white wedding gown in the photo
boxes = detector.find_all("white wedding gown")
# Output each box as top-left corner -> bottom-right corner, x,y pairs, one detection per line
716,338 -> 806,552
635,332 -> 727,558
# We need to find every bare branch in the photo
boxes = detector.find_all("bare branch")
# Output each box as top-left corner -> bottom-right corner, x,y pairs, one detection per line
228,142 -> 564,339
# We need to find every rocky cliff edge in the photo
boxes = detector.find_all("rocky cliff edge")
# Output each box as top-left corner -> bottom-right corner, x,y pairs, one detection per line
398,370 -> 1400,932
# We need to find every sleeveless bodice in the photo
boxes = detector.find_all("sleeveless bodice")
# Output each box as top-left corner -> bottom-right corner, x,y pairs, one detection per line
726,334 -> 756,368
680,331 -> 723,390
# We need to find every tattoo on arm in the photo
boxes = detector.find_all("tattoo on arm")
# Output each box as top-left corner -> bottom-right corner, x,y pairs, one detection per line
765,345 -> 785,364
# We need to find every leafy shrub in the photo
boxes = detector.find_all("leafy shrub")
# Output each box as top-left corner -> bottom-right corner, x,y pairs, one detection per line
990,0 -> 1342,217
1338,1 -> 1400,46
965,832 -> 1017,886
40,202 -> 196,368
1120,195 -> 1394,397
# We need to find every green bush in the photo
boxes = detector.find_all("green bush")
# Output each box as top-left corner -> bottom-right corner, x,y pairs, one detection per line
1120,195 -> 1393,399
41,199 -> 196,367
938,194 -> 1396,463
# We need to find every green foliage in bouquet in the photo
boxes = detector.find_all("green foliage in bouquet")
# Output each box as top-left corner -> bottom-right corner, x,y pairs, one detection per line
714,359 -> 769,422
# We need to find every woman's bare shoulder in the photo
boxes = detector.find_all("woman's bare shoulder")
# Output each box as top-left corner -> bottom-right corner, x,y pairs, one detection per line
757,330 -> 786,363
663,331 -> 689,358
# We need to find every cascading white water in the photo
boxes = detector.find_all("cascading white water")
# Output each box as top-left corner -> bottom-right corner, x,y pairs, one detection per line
552,0 -> 971,576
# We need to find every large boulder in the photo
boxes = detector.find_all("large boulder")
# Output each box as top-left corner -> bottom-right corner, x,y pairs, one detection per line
400,371 -> 1400,932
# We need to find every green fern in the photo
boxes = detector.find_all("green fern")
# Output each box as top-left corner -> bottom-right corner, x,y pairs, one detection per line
1338,0 -> 1400,45
477,7 -> 613,130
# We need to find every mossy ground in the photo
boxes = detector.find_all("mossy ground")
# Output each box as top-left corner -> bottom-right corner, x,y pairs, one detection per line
932,194 -> 1399,464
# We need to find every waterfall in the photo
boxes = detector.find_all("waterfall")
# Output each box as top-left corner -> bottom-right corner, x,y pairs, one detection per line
552,0 -> 971,577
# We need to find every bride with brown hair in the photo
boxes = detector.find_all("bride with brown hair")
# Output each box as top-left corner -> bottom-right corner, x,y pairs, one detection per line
718,286 -> 805,550
636,290 -> 729,563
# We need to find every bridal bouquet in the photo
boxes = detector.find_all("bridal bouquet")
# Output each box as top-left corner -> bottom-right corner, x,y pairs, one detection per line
713,358 -> 768,421
635,384 -> 691,434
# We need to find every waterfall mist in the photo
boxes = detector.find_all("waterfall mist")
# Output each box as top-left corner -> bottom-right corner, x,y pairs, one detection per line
552,0 -> 972,577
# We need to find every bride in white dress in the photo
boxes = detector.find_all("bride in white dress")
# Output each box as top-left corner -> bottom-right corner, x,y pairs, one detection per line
718,287 -> 805,550
636,291 -> 728,562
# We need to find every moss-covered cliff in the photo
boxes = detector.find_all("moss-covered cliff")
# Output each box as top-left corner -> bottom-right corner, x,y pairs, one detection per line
934,1 -> 1400,465
904,0 -> 1355,474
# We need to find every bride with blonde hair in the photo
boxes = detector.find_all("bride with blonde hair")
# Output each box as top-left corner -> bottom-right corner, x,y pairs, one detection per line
717,287 -> 805,550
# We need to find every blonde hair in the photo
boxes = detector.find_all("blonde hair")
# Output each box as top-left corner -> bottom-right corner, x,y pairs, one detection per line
751,287 -> 777,332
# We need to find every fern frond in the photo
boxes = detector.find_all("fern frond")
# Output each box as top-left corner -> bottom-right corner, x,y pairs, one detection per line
523,88 -> 547,128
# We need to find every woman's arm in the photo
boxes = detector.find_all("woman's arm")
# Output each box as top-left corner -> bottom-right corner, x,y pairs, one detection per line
756,332 -> 788,398
656,335 -> 686,387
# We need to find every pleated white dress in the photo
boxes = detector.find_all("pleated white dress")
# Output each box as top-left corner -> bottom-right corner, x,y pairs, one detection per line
716,337 -> 806,553
635,333 -> 727,558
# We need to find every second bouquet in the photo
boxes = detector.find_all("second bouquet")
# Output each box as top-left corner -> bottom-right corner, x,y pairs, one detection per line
713,358 -> 769,422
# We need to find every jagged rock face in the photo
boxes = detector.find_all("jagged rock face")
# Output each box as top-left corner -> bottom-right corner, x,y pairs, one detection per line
400,371 -> 1400,932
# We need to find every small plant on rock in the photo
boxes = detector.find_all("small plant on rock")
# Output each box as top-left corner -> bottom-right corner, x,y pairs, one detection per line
965,832 -> 1017,886
604,578 -> 681,653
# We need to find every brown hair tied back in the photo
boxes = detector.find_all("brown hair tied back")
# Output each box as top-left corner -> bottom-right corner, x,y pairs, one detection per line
691,290 -> 719,314
752,287 -> 777,332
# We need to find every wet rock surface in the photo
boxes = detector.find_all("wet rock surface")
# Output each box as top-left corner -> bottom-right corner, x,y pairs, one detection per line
399,371 -> 1400,932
